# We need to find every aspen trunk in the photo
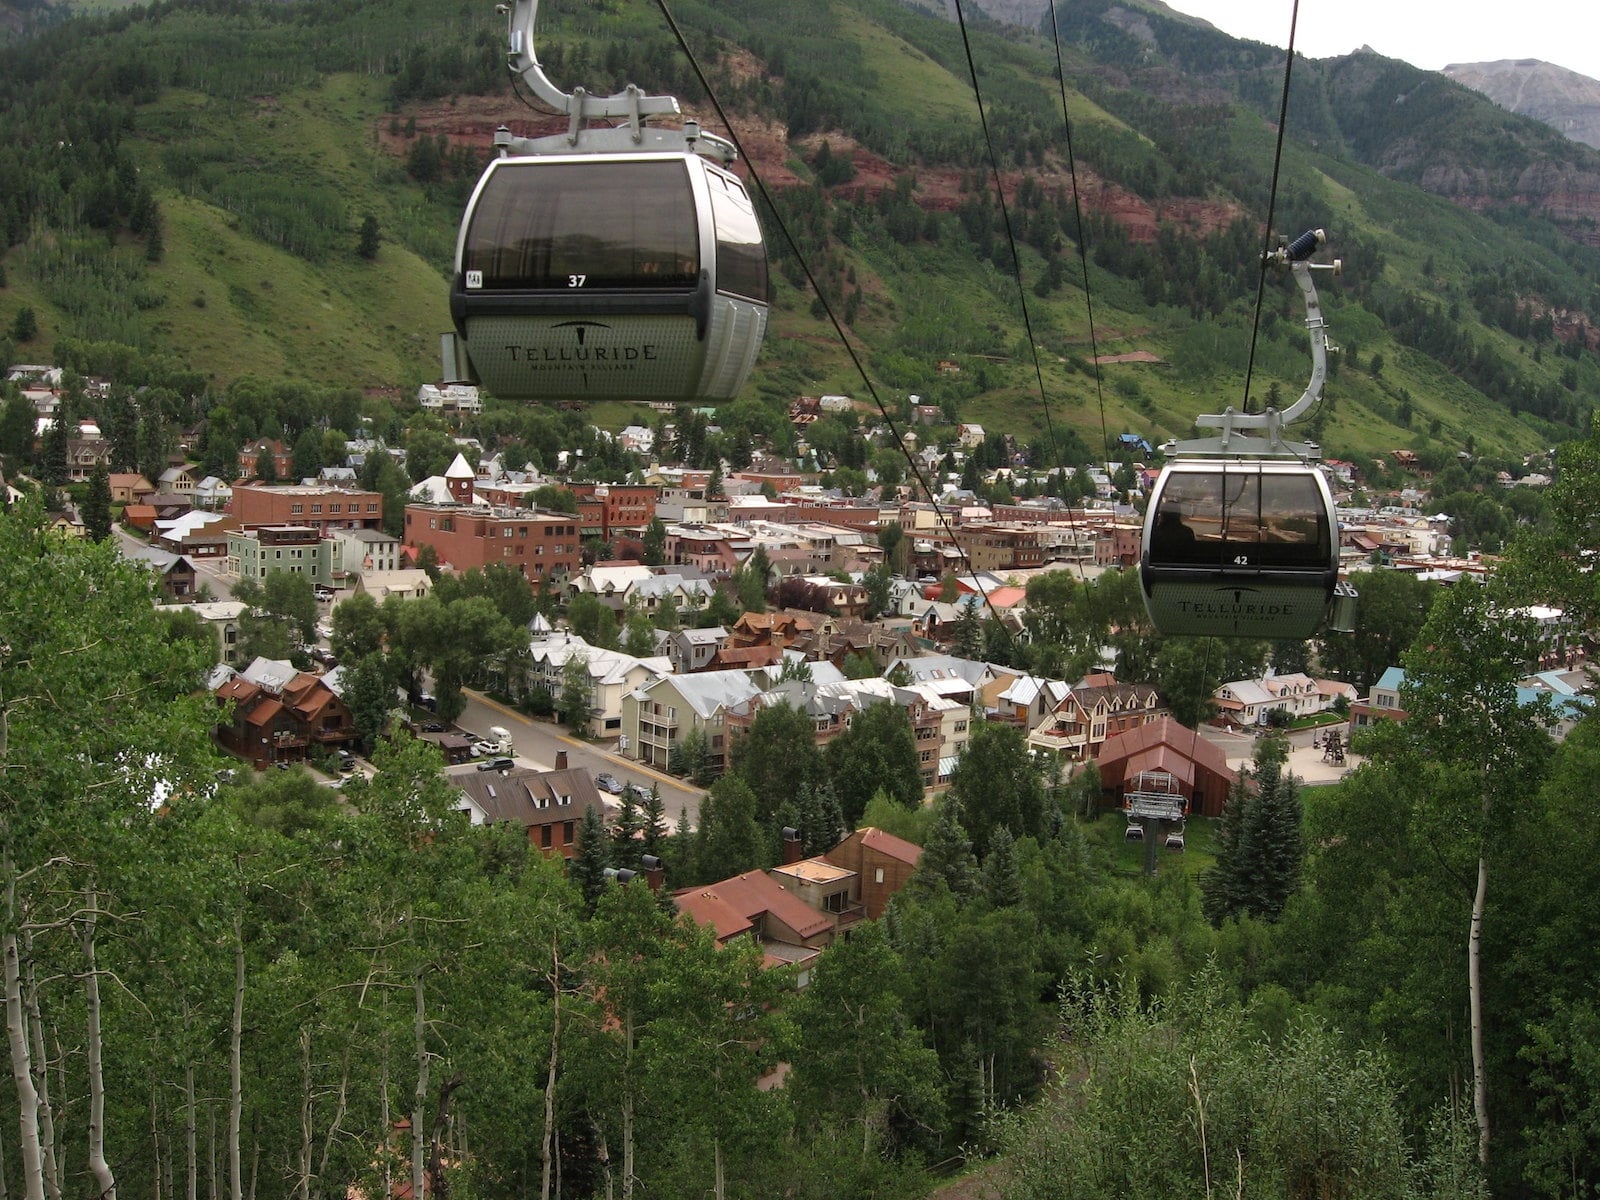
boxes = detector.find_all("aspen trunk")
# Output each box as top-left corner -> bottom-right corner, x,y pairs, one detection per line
2,857 -> 45,1200
25,954 -> 59,1200
712,1138 -> 724,1200
295,1029 -> 312,1200
411,970 -> 427,1200
149,1092 -> 160,1200
540,946 -> 560,1200
82,889 -> 116,1200
184,1056 -> 196,1200
229,914 -> 244,1200
620,1011 -> 634,1200
1470,841 -> 1490,1169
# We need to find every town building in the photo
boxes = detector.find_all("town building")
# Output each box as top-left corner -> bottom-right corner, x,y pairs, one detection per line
404,503 -> 583,585
231,484 -> 383,535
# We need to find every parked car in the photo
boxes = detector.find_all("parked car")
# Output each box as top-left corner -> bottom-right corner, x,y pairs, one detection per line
472,740 -> 498,758
594,772 -> 622,794
623,783 -> 652,804
476,757 -> 515,773
337,750 -> 356,773
421,721 -> 446,733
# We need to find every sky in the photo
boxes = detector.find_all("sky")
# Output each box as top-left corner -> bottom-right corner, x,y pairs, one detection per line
1160,1 -> 1600,83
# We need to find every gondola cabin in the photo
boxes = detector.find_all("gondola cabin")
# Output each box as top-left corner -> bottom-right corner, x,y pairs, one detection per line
1140,459 -> 1339,640
450,151 -> 768,403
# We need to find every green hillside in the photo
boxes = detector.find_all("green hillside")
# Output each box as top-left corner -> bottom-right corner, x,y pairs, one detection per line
1,0 -> 1598,470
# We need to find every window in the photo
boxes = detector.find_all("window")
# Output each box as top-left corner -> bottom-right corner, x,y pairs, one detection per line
562,821 -> 575,844
330,504 -> 340,514
540,825 -> 553,849
874,868 -> 884,884
312,504 -> 322,514
368,503 -> 378,512
291,504 -> 303,514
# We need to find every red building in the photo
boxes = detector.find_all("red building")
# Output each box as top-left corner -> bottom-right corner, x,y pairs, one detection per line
403,503 -> 583,584
231,484 -> 383,534
566,482 -> 658,539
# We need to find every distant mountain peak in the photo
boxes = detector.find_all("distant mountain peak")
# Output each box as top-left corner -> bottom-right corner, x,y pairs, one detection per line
1443,59 -> 1600,150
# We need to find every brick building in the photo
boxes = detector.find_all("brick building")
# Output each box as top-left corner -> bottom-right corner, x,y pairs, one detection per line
231,484 -> 383,535
403,503 -> 583,584
566,482 -> 658,539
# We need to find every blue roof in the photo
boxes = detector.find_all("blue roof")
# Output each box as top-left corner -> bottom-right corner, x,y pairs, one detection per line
1374,666 -> 1406,693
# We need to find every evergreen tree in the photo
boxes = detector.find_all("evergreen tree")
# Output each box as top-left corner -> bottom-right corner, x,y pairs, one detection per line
980,826 -> 1022,908
642,517 -> 667,566
357,214 -> 381,260
9,306 -> 37,342
570,804 -> 612,910
911,800 -> 978,899
84,462 -> 112,542
952,601 -> 982,660
1202,756 -> 1303,925
40,413 -> 69,485
640,785 -> 668,858
0,388 -> 34,462
612,791 -> 644,871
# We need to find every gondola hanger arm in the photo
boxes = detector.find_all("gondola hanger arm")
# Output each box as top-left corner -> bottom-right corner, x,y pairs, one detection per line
1165,228 -> 1341,461
503,0 -> 681,122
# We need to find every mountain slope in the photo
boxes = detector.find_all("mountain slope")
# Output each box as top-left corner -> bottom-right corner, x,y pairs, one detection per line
0,0 -> 1596,471
1444,58 -> 1600,152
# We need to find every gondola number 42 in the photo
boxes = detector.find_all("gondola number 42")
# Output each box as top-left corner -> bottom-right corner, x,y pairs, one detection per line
568,275 -> 587,287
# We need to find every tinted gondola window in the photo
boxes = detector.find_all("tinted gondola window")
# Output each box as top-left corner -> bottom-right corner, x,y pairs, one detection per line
1152,468 -> 1329,568
464,161 -> 699,289
706,171 -> 768,303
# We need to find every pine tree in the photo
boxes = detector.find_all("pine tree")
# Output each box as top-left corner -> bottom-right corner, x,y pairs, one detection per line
569,804 -> 612,911
980,827 -> 1022,908
357,214 -> 381,261
40,413 -> 69,485
912,800 -> 978,900
1201,759 -> 1303,925
612,791 -> 644,871
952,601 -> 982,660
84,462 -> 112,542
640,785 -> 668,858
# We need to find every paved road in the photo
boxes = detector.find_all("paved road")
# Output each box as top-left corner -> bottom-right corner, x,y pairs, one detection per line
456,690 -> 706,828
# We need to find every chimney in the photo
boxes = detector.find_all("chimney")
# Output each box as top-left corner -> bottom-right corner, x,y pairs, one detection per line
782,826 -> 804,865
555,749 -> 568,770
641,854 -> 665,892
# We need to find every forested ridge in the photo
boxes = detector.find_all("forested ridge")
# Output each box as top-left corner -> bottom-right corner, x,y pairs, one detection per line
1,0 -> 1600,465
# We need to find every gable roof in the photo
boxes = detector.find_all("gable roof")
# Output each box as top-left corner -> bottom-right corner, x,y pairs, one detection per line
857,827 -> 923,866
1097,717 -> 1232,781
674,870 -> 833,942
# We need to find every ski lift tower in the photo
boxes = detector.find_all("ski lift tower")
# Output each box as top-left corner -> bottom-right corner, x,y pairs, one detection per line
1123,770 -> 1187,876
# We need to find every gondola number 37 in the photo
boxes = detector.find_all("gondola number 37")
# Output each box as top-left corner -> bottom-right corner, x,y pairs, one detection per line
568,275 -> 587,287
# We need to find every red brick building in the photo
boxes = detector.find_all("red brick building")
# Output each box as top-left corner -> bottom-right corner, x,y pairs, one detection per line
231,484 -> 383,534
238,439 -> 293,481
403,503 -> 583,584
566,482 -> 658,538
